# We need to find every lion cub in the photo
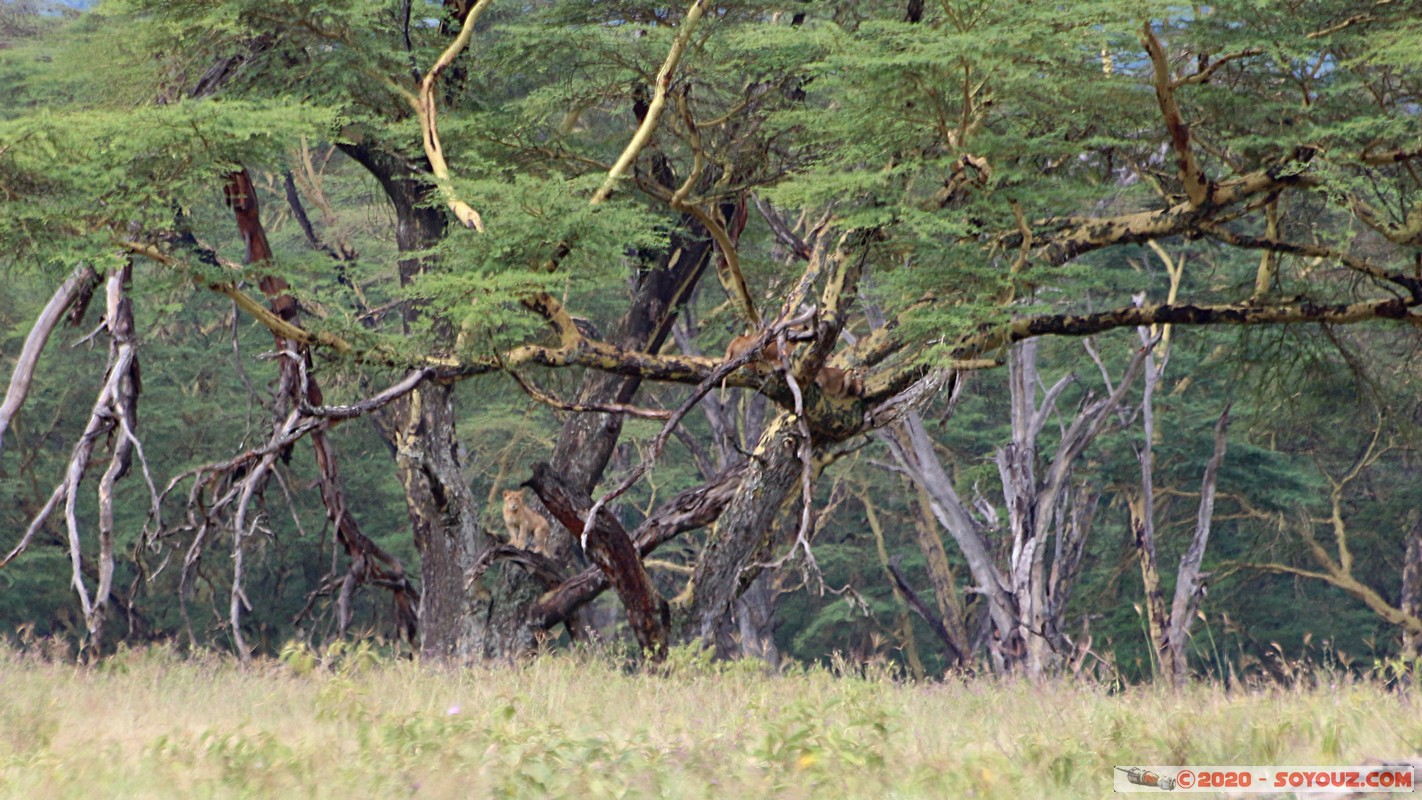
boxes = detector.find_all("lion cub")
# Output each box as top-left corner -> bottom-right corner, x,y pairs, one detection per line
722,333 -> 862,398
502,489 -> 551,555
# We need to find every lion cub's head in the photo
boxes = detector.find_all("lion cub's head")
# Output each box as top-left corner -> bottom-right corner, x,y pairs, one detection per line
502,489 -> 524,514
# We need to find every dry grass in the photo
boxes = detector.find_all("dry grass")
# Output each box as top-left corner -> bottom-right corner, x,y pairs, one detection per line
0,642 -> 1418,798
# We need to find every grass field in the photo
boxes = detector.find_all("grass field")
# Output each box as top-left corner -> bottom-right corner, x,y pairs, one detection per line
1,642 -> 1419,798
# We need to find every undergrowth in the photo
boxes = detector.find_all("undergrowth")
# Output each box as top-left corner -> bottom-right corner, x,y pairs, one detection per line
0,641 -> 1418,798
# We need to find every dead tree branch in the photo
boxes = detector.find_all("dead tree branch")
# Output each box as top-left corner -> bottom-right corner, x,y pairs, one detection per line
0,265 -> 99,456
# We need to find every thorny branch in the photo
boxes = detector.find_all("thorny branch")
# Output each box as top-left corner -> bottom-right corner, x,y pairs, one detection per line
499,357 -> 672,420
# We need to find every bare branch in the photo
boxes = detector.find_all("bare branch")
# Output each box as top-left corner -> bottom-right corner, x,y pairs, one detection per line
1201,225 -> 1422,301
887,558 -> 967,667
0,265 -> 99,456
1306,3 -> 1397,39
298,368 -> 435,419
753,195 -> 812,261
502,362 -> 672,420
529,462 -> 670,660
6,264 -> 144,650
1360,143 -> 1422,165
529,461 -> 747,627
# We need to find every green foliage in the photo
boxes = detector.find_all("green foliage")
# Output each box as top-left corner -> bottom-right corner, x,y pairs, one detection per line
0,100 -> 334,270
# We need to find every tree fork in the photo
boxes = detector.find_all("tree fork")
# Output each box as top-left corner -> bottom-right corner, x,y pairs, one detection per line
530,461 -> 747,629
527,463 -> 670,661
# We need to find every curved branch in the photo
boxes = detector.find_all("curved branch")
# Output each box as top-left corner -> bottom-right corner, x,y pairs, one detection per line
590,0 -> 710,205
298,368 -> 435,418
0,265 -> 98,456
412,0 -> 498,231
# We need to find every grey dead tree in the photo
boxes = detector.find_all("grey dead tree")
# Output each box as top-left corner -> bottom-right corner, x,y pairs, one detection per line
883,338 -> 1148,676
1119,317 -> 1231,688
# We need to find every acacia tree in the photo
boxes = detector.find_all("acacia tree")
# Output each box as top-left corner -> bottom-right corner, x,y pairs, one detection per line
2,0 -> 1420,664
1247,416 -> 1422,654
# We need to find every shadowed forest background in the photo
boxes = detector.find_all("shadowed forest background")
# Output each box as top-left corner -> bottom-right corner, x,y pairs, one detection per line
2,0 -> 1421,686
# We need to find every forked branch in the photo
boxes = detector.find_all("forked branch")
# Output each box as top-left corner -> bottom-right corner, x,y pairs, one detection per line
591,0 -> 711,205
410,0 -> 498,231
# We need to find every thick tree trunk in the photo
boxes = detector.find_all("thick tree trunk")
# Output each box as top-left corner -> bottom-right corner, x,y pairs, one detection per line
340,144 -> 717,660
528,222 -> 713,648
1403,515 -> 1422,660
385,383 -> 499,658
688,412 -> 803,647
342,143 -> 511,659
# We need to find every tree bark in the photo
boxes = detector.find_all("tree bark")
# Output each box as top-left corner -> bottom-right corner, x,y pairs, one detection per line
1403,515 -> 1422,660
390,381 -> 503,658
341,142 -> 508,659
687,412 -> 808,649
732,572 -> 781,665
528,462 -> 669,660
